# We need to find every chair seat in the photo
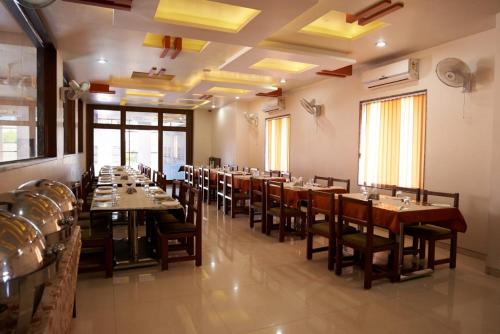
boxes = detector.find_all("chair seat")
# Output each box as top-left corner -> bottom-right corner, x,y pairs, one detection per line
404,224 -> 452,238
267,206 -> 303,217
251,201 -> 263,208
310,221 -> 357,236
343,233 -> 395,249
154,211 -> 184,224
158,222 -> 196,234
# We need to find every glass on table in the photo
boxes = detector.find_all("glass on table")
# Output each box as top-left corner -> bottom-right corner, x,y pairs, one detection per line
144,183 -> 150,197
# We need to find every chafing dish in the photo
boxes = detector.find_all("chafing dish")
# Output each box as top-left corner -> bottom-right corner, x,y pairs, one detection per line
18,179 -> 77,221
0,190 -> 71,245
0,210 -> 57,333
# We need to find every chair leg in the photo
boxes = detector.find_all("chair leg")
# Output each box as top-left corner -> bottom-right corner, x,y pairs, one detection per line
187,237 -> 194,256
450,232 -> 457,269
327,237 -> 335,271
419,237 -> 426,268
364,251 -> 373,290
278,215 -> 285,242
300,214 -> 306,240
306,232 -> 313,260
266,215 -> 273,236
335,239 -> 343,276
105,237 -> 113,278
231,197 -> 236,218
160,236 -> 169,271
250,208 -> 255,228
260,210 -> 266,234
195,234 -> 202,267
391,246 -> 400,282
427,239 -> 435,270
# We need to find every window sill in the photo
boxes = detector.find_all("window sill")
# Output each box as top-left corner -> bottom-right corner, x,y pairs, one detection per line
0,157 -> 58,173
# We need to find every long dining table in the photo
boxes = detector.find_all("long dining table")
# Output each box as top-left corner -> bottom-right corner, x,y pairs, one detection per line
90,181 -> 182,269
341,193 -> 467,280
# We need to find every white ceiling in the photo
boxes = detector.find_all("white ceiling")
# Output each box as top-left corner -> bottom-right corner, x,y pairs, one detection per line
33,0 -> 500,109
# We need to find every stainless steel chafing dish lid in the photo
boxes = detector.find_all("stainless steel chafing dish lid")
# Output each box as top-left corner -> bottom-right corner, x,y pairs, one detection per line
17,179 -> 77,214
0,191 -> 65,236
0,210 -> 46,282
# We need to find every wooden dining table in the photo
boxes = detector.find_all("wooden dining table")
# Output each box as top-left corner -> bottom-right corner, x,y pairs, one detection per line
341,193 -> 467,280
90,185 -> 182,269
269,182 -> 349,207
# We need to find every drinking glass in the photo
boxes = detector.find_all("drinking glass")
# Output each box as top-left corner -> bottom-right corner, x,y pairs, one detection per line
144,184 -> 150,197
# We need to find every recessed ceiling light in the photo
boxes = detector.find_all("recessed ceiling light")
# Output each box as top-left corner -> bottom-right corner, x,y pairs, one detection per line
375,40 -> 387,48
97,57 -> 108,64
280,78 -> 286,84
235,96 -> 240,100
211,104 -> 216,108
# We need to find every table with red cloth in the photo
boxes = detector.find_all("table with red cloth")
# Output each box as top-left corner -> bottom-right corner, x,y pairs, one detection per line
232,175 -> 286,193
268,183 -> 348,208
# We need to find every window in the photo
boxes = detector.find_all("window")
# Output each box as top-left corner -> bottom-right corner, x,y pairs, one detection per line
0,3 -> 40,163
126,111 -> 158,126
358,91 -> 426,188
163,131 -> 186,179
163,113 -> 186,127
93,128 -> 121,172
94,109 -> 120,124
125,129 -> 158,169
265,116 -> 290,172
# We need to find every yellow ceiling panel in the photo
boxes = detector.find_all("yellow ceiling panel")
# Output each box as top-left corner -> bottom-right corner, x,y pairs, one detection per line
143,33 -> 209,52
154,0 -> 261,33
207,87 -> 251,95
300,10 -> 387,40
250,58 -> 317,74
126,90 -> 164,98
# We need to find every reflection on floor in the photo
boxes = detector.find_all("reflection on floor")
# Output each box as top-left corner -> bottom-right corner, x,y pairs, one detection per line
71,203 -> 500,334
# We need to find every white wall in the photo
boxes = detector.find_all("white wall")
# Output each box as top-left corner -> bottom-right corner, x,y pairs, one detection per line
193,108 -> 213,166
0,51 -> 86,193
212,28 -> 497,258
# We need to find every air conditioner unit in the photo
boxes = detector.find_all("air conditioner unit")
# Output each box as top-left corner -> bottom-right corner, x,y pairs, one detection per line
262,97 -> 285,112
362,58 -> 419,89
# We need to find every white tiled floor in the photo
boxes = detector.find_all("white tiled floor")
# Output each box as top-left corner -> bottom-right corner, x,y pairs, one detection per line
71,203 -> 500,334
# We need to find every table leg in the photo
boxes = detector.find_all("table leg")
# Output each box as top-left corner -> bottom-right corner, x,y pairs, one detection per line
398,222 -> 433,281
129,210 -> 138,262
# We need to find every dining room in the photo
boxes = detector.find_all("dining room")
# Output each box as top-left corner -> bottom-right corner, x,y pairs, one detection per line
1,0 -> 500,333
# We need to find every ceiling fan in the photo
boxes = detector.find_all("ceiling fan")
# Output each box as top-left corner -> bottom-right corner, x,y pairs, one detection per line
14,0 -> 56,9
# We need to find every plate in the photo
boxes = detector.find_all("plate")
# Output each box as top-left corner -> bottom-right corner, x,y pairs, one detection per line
94,196 -> 112,202
154,193 -> 172,200
98,186 -> 113,190
96,189 -> 112,194
431,203 -> 451,208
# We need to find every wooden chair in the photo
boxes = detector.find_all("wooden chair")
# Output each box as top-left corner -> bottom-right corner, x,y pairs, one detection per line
404,190 -> 459,270
306,190 -> 358,270
224,173 -> 248,218
157,173 -> 167,191
266,181 -> 306,242
250,167 -> 259,174
216,171 -> 226,212
249,177 -> 266,233
155,187 -> 202,270
151,170 -> 159,185
332,178 -> 351,192
314,176 -> 332,186
171,180 -> 186,207
184,165 -> 190,184
268,170 -> 281,177
242,166 -> 250,173
392,186 -> 421,201
335,195 -> 399,289
280,171 -> 292,181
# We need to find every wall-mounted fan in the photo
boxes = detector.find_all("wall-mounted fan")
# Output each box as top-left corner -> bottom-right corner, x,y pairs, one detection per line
436,58 -> 472,92
60,80 -> 90,101
300,98 -> 322,117
244,111 -> 258,126
14,0 -> 56,9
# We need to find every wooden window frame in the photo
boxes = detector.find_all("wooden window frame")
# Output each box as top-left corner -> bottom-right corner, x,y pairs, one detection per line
78,99 -> 84,153
64,99 -> 76,155
86,104 -> 193,173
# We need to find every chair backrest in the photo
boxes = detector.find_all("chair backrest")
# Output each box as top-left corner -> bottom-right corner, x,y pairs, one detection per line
332,178 -> 350,193
186,187 -> 202,232
338,195 -> 374,246
314,175 -> 332,187
249,177 -> 266,205
216,171 -> 225,193
242,166 -> 250,173
307,190 -> 336,233
202,168 -> 210,189
152,170 -> 159,184
250,167 -> 259,174
138,163 -> 143,173
266,181 -> 284,210
184,165 -> 190,183
157,173 -> 167,191
392,186 -> 421,201
268,170 -> 281,177
280,171 -> 291,181
423,190 -> 459,208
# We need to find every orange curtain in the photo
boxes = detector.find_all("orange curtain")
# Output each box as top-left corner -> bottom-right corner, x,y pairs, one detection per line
265,116 -> 290,171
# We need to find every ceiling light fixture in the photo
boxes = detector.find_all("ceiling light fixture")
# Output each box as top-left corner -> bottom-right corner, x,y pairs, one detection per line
97,57 -> 108,64
375,40 -> 387,48
235,96 -> 240,100
211,104 -> 216,108
280,78 -> 286,84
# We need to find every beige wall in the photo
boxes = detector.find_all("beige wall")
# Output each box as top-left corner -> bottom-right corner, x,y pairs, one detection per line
0,51 -> 86,193
193,108 -> 213,166
212,28 -> 497,257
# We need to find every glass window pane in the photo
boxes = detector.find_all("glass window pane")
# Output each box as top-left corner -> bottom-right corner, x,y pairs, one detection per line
126,112 -> 158,126
94,109 -> 120,124
163,113 -> 186,127
125,130 -> 158,170
0,1 -> 39,163
162,131 -> 186,179
93,128 -> 121,172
